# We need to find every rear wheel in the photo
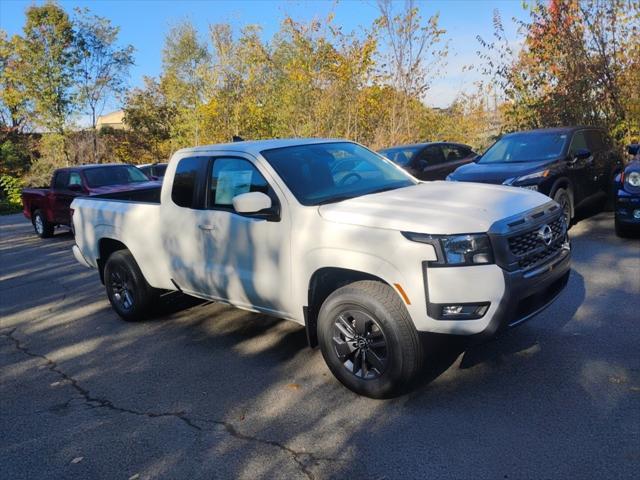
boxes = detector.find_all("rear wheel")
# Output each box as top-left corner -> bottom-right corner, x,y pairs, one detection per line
32,209 -> 54,238
317,280 -> 423,398
553,188 -> 573,228
104,250 -> 158,321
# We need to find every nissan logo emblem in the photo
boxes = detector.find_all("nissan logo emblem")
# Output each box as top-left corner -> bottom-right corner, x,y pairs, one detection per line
537,224 -> 553,246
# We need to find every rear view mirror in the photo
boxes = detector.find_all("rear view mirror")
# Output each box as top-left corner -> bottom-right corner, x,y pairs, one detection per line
628,144 -> 639,156
232,192 -> 272,214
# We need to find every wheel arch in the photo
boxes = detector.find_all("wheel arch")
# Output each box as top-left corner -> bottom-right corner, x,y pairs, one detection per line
97,238 -> 129,284
549,177 -> 575,218
304,267 -> 397,348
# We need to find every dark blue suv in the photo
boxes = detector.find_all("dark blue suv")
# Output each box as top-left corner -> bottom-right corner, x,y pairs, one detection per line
447,127 -> 622,226
614,144 -> 640,236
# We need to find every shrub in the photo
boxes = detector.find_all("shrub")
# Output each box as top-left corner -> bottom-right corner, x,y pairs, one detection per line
0,174 -> 24,214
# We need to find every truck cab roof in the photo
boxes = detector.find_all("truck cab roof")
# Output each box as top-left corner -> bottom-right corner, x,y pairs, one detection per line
176,138 -> 344,157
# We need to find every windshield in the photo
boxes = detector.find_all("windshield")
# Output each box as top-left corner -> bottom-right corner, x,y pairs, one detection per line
84,165 -> 150,188
378,146 -> 422,166
480,132 -> 568,164
261,142 -> 416,205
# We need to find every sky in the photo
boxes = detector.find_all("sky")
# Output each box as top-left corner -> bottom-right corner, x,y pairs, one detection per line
0,0 -> 527,112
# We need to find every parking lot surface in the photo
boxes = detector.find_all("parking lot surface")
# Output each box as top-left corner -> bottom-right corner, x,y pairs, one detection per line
1,211 -> 639,479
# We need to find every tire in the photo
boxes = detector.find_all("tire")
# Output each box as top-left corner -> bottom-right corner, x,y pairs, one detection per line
104,250 -> 158,321
615,218 -> 633,238
32,209 -> 54,238
553,188 -> 573,229
317,280 -> 423,398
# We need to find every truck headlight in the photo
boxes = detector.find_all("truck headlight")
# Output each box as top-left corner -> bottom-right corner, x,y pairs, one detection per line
401,232 -> 494,266
628,171 -> 640,187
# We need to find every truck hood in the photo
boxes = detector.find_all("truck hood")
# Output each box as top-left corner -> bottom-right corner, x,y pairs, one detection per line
318,182 -> 552,234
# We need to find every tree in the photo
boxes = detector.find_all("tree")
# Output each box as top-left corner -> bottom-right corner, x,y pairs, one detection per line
18,3 -> 77,143
123,77 -> 176,162
477,0 -> 640,141
74,8 -> 134,162
375,0 -> 448,144
0,31 -> 31,133
162,21 -> 210,147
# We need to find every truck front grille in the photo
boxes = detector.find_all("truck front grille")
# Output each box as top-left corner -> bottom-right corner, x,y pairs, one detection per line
508,216 -> 565,257
507,215 -> 566,271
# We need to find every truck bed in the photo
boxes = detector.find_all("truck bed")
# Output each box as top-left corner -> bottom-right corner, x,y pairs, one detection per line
71,193 -> 172,289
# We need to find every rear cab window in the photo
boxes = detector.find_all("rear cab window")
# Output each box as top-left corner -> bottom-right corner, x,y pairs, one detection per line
171,157 -> 207,208
53,171 -> 70,190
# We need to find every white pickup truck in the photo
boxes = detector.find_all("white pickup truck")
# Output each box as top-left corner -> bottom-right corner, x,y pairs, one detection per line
71,139 -> 571,397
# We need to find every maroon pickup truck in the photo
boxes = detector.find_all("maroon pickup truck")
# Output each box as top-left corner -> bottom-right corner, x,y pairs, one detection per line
22,164 -> 161,238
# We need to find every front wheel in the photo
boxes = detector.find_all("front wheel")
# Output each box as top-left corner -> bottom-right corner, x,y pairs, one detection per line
553,188 -> 573,228
104,250 -> 158,321
317,281 -> 423,398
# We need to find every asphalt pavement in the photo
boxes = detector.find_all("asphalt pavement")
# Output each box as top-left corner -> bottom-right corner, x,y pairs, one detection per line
1,209 -> 639,479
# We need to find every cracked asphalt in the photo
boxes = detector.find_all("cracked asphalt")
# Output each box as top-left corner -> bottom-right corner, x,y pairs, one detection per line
1,209 -> 639,479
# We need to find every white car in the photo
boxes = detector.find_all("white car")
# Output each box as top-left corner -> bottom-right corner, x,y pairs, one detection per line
71,139 -> 571,397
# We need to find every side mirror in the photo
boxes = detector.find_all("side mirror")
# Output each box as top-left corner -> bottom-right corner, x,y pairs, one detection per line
628,144 -> 639,156
232,191 -> 272,214
572,148 -> 591,161
68,184 -> 83,192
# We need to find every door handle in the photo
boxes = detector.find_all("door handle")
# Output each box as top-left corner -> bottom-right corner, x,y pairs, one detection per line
198,224 -> 215,231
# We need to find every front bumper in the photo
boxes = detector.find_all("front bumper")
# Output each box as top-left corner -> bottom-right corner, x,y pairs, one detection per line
473,245 -> 571,340
615,190 -> 640,225
422,246 -> 570,338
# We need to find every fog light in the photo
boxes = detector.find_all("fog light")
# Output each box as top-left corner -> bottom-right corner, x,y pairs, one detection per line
440,303 -> 489,319
443,305 -> 464,315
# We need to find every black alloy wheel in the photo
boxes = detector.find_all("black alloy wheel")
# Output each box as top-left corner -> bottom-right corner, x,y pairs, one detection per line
317,280 -> 423,398
108,265 -> 135,313
332,309 -> 388,380
554,188 -> 572,228
103,249 -> 158,321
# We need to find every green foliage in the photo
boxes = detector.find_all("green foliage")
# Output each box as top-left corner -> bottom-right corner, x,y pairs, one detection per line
24,134 -> 66,187
0,137 -> 32,176
17,3 -> 78,136
478,0 -> 640,142
0,173 -> 24,214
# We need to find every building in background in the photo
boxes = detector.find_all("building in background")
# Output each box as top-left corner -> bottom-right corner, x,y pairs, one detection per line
96,110 -> 126,130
